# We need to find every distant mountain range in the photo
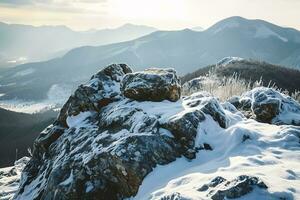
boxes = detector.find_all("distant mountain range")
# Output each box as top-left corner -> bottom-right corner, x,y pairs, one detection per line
0,22 -> 157,68
1,16 -> 300,101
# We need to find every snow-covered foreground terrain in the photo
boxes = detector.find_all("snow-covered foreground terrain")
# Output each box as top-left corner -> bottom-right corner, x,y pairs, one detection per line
0,157 -> 29,200
132,118 -> 300,199
6,65 -> 300,200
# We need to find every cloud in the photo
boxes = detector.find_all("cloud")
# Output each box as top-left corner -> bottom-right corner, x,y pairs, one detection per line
0,0 -> 35,5
0,0 -> 108,14
0,0 -> 107,7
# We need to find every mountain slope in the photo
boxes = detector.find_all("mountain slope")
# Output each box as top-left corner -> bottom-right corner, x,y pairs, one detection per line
0,22 -> 157,68
0,108 -> 57,167
1,16 -> 300,101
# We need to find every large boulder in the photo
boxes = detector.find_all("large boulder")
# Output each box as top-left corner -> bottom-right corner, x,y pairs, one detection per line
233,87 -> 300,125
162,109 -> 206,159
121,68 -> 181,102
57,63 -> 132,127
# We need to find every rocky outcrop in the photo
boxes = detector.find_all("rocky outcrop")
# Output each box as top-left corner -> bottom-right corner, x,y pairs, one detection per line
121,68 -> 181,102
198,175 -> 268,200
231,87 -> 300,125
57,63 -> 132,127
14,64 -> 300,200
14,65 -> 232,200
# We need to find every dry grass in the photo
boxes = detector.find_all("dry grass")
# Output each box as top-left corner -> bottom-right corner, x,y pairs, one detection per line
183,68 -> 300,103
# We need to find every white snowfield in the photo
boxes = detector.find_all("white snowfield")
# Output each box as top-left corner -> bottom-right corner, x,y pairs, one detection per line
0,157 -> 29,200
128,92 -> 300,199
132,118 -> 300,199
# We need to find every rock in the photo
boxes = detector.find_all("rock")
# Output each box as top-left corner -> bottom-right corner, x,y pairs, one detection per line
198,176 -> 226,191
237,87 -> 300,125
121,68 -> 181,102
57,63 -> 132,127
161,109 -> 205,159
198,175 -> 268,200
160,192 -> 184,200
184,93 -> 228,128
14,66 -> 190,200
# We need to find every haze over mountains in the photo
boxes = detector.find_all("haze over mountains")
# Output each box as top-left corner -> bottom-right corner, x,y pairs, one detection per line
1,16 -> 300,102
0,22 -> 157,68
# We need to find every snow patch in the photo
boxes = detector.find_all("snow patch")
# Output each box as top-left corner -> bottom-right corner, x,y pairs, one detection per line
255,25 -> 288,42
213,21 -> 240,34
13,68 -> 35,77
66,111 -> 93,128
217,57 -> 244,67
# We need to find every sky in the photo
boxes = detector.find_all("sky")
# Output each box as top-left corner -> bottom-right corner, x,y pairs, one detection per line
0,0 -> 299,31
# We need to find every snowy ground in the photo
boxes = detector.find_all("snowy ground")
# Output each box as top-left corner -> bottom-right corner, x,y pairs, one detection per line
0,84 -> 71,113
130,116 -> 300,199
0,157 -> 29,200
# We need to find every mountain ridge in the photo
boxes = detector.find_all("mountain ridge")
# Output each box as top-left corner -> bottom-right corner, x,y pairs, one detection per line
1,16 -> 300,102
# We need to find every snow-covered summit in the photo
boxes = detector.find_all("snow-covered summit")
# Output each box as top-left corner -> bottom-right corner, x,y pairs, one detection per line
10,64 -> 300,200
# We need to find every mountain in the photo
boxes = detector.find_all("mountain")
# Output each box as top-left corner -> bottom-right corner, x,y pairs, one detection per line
0,108 -> 57,167
0,22 -> 157,68
181,58 -> 300,93
191,26 -> 204,31
1,16 -> 300,101
10,64 -> 300,199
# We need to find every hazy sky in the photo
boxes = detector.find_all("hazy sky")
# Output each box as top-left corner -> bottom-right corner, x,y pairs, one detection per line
0,0 -> 299,31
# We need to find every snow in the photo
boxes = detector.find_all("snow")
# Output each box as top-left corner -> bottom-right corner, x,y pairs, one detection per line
0,157 -> 30,200
0,100 -> 56,113
66,111 -> 93,128
0,84 -> 71,113
127,99 -> 185,124
7,57 -> 27,64
255,25 -> 288,42
216,57 -> 244,67
13,68 -> 35,77
213,21 -> 240,34
60,170 -> 74,186
130,116 -> 300,199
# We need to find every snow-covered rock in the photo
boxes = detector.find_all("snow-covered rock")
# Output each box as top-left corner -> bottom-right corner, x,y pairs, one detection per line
0,157 -> 29,200
57,63 -> 132,127
232,87 -> 300,125
12,66 -> 300,200
121,68 -> 181,102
